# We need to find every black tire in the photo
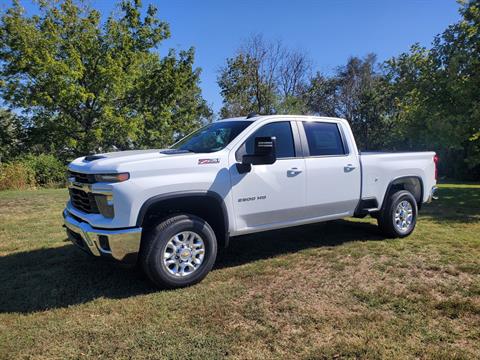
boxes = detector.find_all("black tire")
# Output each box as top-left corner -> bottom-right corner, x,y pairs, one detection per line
140,214 -> 217,289
378,190 -> 418,238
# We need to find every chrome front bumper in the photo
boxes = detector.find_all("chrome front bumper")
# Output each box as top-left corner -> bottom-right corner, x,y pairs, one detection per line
63,209 -> 142,265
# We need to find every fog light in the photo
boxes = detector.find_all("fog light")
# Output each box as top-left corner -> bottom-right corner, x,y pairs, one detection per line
94,194 -> 114,218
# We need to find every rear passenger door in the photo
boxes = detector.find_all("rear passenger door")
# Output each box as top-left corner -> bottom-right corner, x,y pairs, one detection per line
230,121 -> 306,231
300,121 -> 360,217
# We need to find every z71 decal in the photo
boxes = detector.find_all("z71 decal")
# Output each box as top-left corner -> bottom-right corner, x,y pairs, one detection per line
198,158 -> 220,165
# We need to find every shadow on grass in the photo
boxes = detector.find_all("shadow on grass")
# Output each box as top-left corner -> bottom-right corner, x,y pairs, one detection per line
420,186 -> 480,224
0,219 -> 384,313
0,245 -> 156,314
216,219 -> 385,269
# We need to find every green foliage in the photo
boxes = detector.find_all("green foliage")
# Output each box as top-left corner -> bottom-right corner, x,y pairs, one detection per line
0,0 -> 211,158
0,162 -> 35,190
0,109 -> 23,161
306,54 -> 393,150
20,154 -> 65,186
384,0 -> 480,179
218,53 -> 270,117
0,154 -> 65,190
218,35 -> 310,118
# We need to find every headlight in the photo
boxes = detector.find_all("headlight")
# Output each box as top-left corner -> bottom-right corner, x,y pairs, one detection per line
94,173 -> 130,183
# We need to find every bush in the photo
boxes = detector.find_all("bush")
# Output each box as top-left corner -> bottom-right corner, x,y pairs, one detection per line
20,154 -> 66,187
0,162 -> 36,190
0,154 -> 66,190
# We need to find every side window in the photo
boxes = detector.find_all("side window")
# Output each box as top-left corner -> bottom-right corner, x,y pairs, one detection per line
237,122 -> 295,160
303,122 -> 346,156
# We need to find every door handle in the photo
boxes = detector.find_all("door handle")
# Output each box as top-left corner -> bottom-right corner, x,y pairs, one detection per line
344,164 -> 356,172
287,167 -> 302,177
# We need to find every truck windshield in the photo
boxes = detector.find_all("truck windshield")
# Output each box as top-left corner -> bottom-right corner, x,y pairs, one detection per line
170,121 -> 252,153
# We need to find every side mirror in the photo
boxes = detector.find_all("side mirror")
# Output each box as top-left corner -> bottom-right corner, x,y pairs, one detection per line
236,136 -> 277,173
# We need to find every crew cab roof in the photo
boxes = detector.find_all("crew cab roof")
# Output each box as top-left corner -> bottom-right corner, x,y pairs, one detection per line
216,114 -> 347,123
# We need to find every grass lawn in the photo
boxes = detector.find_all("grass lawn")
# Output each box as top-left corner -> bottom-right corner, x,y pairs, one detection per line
0,184 -> 479,359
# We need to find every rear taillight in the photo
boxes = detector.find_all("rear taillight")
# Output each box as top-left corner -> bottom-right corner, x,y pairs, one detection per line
434,154 -> 439,180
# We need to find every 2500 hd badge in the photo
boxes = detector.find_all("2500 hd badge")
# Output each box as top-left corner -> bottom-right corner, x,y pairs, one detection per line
238,195 -> 267,203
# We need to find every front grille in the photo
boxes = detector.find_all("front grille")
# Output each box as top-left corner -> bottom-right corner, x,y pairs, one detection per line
69,171 -> 96,184
69,188 -> 100,214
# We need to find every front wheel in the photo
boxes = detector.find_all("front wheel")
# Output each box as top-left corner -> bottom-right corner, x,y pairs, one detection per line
378,190 -> 418,238
140,214 -> 217,289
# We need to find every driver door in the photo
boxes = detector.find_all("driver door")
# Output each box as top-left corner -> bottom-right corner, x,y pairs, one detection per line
229,121 -> 306,232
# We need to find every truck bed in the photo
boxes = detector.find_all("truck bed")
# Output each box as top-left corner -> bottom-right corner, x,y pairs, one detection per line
359,151 -> 437,209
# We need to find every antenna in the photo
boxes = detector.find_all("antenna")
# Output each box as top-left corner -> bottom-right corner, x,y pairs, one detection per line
246,112 -> 258,119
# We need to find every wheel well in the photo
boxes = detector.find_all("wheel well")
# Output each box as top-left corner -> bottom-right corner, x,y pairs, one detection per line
385,177 -> 423,209
138,194 -> 229,248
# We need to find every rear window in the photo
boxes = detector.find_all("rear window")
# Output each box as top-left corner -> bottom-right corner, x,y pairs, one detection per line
303,122 -> 346,156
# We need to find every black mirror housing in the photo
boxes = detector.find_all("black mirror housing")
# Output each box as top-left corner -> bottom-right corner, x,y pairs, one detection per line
242,153 -> 276,165
236,136 -> 277,173
241,136 -> 277,166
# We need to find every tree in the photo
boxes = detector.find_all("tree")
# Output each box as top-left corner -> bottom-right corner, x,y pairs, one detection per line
218,34 -> 310,117
0,108 -> 23,161
0,0 -> 211,158
306,54 -> 392,149
384,0 -> 480,178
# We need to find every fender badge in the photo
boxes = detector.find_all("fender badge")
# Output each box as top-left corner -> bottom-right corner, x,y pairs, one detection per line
198,158 -> 220,165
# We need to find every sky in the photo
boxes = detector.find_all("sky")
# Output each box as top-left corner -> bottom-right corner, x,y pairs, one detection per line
14,0 -> 462,115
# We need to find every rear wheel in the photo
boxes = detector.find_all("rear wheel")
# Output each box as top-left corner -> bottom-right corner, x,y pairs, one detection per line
140,214 -> 217,288
378,190 -> 417,238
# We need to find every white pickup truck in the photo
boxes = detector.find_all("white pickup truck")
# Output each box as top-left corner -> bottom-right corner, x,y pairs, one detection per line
64,115 -> 438,288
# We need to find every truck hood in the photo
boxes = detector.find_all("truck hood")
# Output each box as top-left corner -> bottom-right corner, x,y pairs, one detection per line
68,149 -> 198,173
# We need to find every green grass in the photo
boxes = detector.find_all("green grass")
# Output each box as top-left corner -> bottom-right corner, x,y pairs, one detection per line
0,183 -> 479,359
